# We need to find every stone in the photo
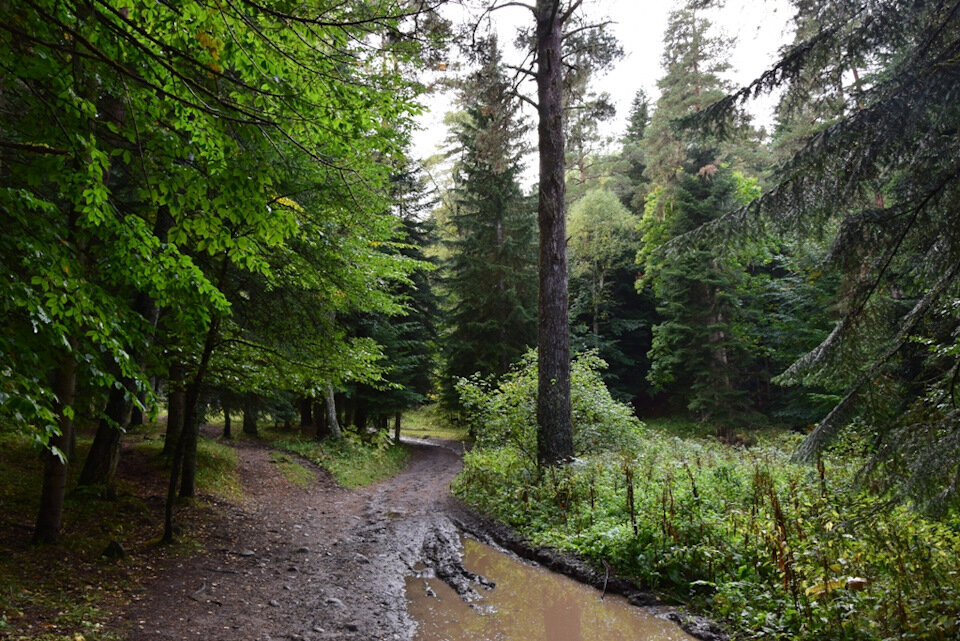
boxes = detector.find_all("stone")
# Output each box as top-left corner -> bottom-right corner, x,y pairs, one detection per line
101,540 -> 126,560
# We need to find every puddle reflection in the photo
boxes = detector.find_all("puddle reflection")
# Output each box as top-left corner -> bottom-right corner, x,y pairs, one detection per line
406,538 -> 695,641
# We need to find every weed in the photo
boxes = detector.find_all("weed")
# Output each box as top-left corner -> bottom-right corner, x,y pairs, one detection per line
276,429 -> 409,488
268,451 -> 314,488
455,416 -> 960,641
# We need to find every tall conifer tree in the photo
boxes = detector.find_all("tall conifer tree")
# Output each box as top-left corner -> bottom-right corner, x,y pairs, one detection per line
441,37 -> 538,408
637,0 -> 759,430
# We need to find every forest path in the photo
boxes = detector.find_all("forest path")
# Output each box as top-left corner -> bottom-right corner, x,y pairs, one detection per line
119,434 -> 467,641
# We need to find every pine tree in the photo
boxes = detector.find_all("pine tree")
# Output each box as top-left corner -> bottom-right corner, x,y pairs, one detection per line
441,38 -> 538,408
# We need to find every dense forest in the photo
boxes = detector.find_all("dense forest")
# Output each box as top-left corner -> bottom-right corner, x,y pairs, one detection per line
1,0 -> 959,640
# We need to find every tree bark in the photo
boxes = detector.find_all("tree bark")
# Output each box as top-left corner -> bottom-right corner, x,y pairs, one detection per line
33,351 -> 78,544
535,0 -> 574,466
77,383 -> 131,497
299,397 -> 313,428
394,411 -> 402,444
164,317 -> 219,542
178,382 -> 202,497
313,400 -> 329,440
326,384 -> 342,440
163,364 -> 186,456
222,397 -> 232,439
242,395 -> 259,437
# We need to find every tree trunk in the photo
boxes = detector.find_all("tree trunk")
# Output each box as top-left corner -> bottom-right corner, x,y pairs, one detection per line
299,397 -> 313,428
394,411 -> 402,444
222,399 -> 232,439
33,351 -> 78,544
77,383 -> 132,496
163,364 -> 186,456
178,382 -> 202,497
242,395 -> 259,437
164,317 -> 219,542
535,0 -> 574,466
312,399 -> 327,440
326,385 -> 342,440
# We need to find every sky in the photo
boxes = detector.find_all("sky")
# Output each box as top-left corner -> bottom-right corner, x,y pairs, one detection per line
411,0 -> 796,186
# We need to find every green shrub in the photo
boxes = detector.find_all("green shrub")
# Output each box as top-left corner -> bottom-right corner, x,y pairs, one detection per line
277,427 -> 409,488
456,349 -> 643,463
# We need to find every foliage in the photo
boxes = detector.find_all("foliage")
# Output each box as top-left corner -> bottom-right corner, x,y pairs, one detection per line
690,0 -> 960,509
439,36 -> 538,407
276,429 -> 409,489
401,405 -> 470,442
455,350 -> 642,467
455,421 -> 960,641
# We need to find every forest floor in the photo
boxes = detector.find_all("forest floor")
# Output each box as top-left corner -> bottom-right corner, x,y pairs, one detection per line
112,429 -> 478,641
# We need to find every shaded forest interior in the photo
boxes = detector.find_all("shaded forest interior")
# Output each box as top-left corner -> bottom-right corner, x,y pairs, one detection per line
2,1 -> 960,641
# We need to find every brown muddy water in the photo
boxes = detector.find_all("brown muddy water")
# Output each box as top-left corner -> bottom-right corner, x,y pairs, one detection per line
406,538 -> 695,641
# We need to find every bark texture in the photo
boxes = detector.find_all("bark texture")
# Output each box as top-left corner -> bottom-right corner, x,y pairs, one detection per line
535,0 -> 574,466
33,352 -> 78,544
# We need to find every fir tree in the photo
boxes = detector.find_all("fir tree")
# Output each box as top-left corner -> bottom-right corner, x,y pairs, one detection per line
441,38 -> 538,408
693,0 -> 960,510
638,0 -> 761,431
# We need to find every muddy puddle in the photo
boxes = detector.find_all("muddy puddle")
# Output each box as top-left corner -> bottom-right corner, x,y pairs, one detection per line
406,538 -> 695,641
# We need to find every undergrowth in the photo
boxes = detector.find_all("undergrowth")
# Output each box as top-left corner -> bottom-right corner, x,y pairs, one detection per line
0,422 -> 242,641
268,451 -> 314,487
276,427 -> 409,488
401,404 -> 470,441
451,353 -> 960,641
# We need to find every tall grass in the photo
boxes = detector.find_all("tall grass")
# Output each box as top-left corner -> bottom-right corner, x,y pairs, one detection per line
454,424 -> 960,640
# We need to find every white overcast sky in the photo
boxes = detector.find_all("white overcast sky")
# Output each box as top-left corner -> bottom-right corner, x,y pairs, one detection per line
411,0 -> 796,186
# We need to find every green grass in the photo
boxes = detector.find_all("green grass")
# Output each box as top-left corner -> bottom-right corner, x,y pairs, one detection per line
401,404 -> 470,441
268,451 -> 314,487
277,432 -> 409,488
132,430 -> 242,502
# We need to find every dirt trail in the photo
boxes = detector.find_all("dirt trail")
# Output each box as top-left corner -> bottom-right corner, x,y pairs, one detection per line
120,437 -> 471,641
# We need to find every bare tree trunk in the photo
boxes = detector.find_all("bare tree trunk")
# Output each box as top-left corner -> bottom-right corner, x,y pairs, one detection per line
77,383 -> 131,497
33,351 -> 78,544
326,385 -> 342,440
242,395 -> 259,437
394,411 -> 402,444
222,398 -> 232,439
163,364 -> 185,456
299,397 -> 313,428
178,386 -> 202,498
313,400 -> 328,440
164,318 -> 218,542
535,0 -> 573,466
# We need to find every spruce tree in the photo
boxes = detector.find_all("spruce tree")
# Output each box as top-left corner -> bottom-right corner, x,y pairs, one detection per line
611,90 -> 652,214
637,0 -> 760,430
441,38 -> 538,408
693,0 -> 960,510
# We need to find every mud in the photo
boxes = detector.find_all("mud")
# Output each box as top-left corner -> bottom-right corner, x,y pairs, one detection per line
116,435 -> 725,641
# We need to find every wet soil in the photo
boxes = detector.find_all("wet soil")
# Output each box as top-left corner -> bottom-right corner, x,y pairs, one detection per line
114,435 -> 725,641
116,436 -> 475,641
